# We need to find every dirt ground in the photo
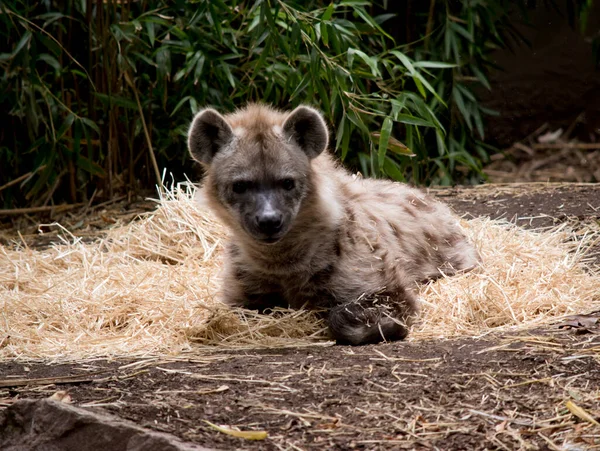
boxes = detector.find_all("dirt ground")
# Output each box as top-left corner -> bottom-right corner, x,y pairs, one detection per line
1,183 -> 600,450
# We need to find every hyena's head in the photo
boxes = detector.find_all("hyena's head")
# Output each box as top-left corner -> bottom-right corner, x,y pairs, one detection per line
187,104 -> 328,244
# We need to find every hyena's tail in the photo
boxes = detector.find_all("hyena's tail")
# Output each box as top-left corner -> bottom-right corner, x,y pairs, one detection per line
327,287 -> 418,346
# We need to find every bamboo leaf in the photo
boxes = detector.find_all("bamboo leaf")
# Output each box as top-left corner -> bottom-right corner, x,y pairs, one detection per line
322,3 -> 335,21
412,71 -> 445,105
208,3 -> 223,43
372,133 -> 415,156
450,21 -> 474,42
456,84 -> 476,102
347,48 -> 379,77
377,116 -> 392,169
56,113 -> 75,141
145,21 -> 155,47
321,23 -> 329,47
12,31 -> 32,57
358,152 -> 370,176
352,6 -> 393,41
473,108 -> 484,139
413,75 -> 426,98
395,114 -> 435,128
221,63 -> 235,88
264,4 -> 290,58
340,116 -> 351,161
335,115 -> 346,153
77,154 -> 105,177
37,54 -> 61,73
79,118 -> 101,135
412,61 -> 457,69
94,93 -> 137,110
316,80 -> 330,115
471,64 -> 491,90
390,50 -> 415,74
170,96 -> 193,117
565,401 -> 599,426
452,87 -> 472,129
383,156 -> 406,181
203,420 -> 268,440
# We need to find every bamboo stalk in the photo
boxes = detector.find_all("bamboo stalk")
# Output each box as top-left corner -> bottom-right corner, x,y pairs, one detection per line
0,203 -> 85,216
532,143 -> 600,150
0,165 -> 47,193
0,371 -> 109,388
424,0 -> 436,51
125,72 -> 163,191
42,168 -> 68,207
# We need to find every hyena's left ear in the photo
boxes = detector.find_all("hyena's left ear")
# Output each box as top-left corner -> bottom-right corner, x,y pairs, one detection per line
187,108 -> 234,165
282,106 -> 329,159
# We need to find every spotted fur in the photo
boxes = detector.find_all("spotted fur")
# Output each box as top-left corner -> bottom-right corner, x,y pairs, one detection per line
188,104 -> 480,345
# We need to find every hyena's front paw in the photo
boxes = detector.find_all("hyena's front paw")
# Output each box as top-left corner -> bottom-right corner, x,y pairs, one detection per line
327,299 -> 411,346
227,292 -> 288,313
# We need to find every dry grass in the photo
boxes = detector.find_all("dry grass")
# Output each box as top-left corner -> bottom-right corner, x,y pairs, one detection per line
1,183 -> 599,362
414,217 -> 600,339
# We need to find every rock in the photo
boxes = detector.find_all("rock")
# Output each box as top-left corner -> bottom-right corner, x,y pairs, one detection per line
0,399 -> 214,451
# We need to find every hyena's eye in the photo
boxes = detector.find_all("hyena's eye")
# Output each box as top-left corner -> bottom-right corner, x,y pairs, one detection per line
232,181 -> 250,194
281,178 -> 295,191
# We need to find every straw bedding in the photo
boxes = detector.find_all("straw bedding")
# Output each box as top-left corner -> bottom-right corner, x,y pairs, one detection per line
1,184 -> 599,362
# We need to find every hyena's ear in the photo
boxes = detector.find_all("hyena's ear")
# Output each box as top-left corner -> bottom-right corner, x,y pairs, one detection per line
282,106 -> 329,159
187,108 -> 234,165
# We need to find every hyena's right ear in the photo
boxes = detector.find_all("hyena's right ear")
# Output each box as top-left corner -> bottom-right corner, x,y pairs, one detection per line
187,109 -> 234,165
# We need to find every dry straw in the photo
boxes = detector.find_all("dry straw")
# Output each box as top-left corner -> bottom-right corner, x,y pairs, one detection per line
1,184 -> 598,362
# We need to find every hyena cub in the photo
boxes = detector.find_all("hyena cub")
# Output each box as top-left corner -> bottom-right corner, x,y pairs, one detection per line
188,104 -> 480,345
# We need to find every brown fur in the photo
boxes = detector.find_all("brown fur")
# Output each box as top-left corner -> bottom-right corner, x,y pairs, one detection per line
188,104 -> 480,345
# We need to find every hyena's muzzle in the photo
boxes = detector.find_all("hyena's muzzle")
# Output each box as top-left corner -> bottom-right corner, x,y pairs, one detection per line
237,185 -> 298,244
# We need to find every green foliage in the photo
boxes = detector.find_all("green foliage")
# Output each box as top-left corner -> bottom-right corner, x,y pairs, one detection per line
409,0 -> 522,184
0,0 -> 594,208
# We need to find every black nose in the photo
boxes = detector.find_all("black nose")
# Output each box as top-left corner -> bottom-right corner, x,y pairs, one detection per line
255,213 -> 283,235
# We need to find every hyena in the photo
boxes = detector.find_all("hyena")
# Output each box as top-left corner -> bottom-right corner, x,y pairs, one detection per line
187,104 -> 480,345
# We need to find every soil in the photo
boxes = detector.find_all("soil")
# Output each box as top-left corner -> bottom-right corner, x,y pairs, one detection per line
0,194 -> 157,249
437,183 -> 600,229
476,3 -> 600,148
1,183 -> 600,450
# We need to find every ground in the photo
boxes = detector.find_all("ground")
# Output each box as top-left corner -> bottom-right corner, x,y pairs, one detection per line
1,183 -> 600,450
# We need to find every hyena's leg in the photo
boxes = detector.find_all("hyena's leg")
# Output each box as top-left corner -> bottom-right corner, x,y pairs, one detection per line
221,262 -> 288,312
418,229 -> 481,283
327,287 -> 418,345
232,292 -> 288,312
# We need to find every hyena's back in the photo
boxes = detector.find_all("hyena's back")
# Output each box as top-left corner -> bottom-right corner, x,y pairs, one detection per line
340,174 -> 480,283
309,170 -> 480,345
